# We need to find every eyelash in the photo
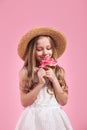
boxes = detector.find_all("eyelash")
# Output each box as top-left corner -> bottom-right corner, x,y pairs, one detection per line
36,48 -> 42,51
47,48 -> 51,50
36,48 -> 51,51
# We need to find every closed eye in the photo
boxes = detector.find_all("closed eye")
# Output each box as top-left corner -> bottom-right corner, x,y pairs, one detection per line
36,48 -> 43,51
47,47 -> 52,50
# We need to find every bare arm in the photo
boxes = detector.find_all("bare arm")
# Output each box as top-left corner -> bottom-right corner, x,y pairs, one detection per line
45,67 -> 68,106
20,83 -> 43,107
19,68 -> 46,107
51,77 -> 68,106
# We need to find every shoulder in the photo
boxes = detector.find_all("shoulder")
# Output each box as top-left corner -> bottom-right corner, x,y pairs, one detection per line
19,67 -> 28,81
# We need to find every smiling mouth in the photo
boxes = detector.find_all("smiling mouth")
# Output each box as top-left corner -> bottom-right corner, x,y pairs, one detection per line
40,56 -> 50,60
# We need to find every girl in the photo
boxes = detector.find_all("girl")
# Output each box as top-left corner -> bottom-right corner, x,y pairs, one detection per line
15,27 -> 73,130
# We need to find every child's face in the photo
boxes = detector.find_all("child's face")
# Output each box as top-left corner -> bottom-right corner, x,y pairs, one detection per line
35,37 -> 53,62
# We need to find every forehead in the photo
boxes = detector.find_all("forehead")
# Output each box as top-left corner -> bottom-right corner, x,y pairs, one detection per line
36,36 -> 51,47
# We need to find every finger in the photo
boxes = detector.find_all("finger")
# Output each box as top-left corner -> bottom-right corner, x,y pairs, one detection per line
43,66 -> 51,70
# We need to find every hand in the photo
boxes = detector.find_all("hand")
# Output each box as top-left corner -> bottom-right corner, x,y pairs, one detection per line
37,68 -> 46,86
45,67 -> 57,82
34,67 -> 39,73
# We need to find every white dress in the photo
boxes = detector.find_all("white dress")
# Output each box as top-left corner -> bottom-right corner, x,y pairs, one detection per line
15,85 -> 73,130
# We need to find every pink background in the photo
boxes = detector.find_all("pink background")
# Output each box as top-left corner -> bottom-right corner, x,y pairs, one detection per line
0,0 -> 87,130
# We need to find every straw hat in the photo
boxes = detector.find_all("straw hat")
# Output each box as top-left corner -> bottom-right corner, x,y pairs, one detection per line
18,27 -> 66,60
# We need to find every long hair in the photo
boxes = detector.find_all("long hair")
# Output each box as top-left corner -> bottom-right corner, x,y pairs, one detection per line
20,35 -> 68,94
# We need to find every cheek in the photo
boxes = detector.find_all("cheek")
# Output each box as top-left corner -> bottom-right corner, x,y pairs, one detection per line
35,52 -> 42,61
49,50 -> 53,55
36,51 -> 42,57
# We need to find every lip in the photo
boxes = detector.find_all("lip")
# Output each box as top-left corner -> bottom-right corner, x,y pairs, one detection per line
40,56 -> 50,60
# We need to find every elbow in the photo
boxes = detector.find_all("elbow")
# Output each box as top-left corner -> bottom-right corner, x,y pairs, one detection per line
57,95 -> 68,106
20,96 -> 36,107
21,99 -> 29,107
60,97 -> 68,106
21,101 -> 29,107
20,97 -> 31,107
21,100 -> 34,107
60,100 -> 67,106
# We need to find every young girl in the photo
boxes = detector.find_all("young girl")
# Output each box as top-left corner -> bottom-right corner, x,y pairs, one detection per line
15,27 -> 73,130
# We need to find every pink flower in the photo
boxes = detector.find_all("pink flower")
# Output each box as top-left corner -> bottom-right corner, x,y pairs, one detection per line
40,58 -> 58,68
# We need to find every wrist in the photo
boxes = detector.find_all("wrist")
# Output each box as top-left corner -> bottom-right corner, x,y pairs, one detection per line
51,77 -> 58,84
37,82 -> 45,88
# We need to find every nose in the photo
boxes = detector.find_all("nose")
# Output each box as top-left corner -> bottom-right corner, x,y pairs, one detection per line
43,49 -> 47,55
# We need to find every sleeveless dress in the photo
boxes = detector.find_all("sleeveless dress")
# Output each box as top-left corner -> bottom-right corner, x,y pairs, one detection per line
15,85 -> 73,130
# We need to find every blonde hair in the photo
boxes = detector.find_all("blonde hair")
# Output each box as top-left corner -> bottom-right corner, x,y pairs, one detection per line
19,35 -> 68,94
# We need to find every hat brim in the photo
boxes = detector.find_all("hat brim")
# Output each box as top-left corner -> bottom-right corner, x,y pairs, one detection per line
18,27 -> 66,60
